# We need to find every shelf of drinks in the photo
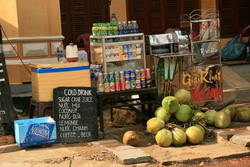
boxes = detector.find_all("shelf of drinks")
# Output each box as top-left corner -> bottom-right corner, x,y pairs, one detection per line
90,39 -> 144,47
90,33 -> 144,39
105,57 -> 142,63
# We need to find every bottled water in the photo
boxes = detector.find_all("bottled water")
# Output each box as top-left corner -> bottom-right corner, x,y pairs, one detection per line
127,21 -> 133,34
118,22 -> 123,35
122,21 -> 128,35
110,13 -> 118,22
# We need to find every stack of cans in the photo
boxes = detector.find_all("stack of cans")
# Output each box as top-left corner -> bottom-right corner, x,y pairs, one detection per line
97,68 -> 151,93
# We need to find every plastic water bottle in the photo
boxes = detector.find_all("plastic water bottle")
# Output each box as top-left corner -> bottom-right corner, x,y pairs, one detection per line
132,20 -> 139,33
56,47 -> 63,63
110,13 -> 118,22
127,21 -> 133,34
118,22 -> 123,35
122,21 -> 128,35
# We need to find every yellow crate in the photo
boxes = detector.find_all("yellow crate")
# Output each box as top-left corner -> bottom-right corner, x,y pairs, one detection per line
30,62 -> 91,102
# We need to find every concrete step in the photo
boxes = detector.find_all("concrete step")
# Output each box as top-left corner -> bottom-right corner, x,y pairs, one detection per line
222,65 -> 250,103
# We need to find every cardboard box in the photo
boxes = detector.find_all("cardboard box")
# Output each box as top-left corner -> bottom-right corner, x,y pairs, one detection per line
14,117 -> 57,147
30,62 -> 91,102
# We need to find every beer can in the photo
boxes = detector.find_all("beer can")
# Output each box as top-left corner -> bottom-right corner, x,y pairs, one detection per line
103,73 -> 109,83
130,77 -> 136,89
141,78 -> 146,88
120,81 -> 126,91
146,78 -> 152,88
120,71 -> 125,81
140,69 -> 145,79
124,70 -> 131,79
114,71 -> 120,82
110,81 -> 115,92
104,82 -> 110,93
135,69 -> 140,80
136,79 -> 141,89
97,84 -> 104,93
145,68 -> 151,79
115,81 -> 121,91
125,80 -> 131,90
130,70 -> 135,78
97,72 -> 104,84
109,72 -> 115,82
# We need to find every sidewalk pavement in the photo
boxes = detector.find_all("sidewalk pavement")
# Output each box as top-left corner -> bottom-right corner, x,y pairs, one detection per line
1,122 -> 250,167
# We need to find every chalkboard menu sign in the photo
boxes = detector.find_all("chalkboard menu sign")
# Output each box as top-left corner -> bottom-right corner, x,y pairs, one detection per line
53,87 -> 98,143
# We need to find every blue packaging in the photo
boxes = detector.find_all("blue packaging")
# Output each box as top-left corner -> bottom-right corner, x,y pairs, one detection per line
14,117 -> 57,147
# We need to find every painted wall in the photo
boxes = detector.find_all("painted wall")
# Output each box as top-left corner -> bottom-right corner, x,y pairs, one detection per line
0,0 -> 19,37
110,0 -> 127,22
16,0 -> 61,37
0,0 -> 61,38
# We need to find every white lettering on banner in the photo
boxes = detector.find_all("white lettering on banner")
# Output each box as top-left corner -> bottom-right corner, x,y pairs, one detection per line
59,120 -> 79,126
60,132 -> 76,138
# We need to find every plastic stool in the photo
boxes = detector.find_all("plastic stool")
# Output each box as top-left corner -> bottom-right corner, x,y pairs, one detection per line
29,99 -> 53,118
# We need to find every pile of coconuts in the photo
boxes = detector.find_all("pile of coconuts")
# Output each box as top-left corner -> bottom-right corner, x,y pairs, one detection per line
145,88 -> 250,147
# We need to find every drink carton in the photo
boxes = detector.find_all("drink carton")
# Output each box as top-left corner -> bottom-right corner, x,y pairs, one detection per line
14,117 -> 57,147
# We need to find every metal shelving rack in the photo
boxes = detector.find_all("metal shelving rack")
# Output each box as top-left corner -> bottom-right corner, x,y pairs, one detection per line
90,33 -> 146,73
181,9 -> 221,65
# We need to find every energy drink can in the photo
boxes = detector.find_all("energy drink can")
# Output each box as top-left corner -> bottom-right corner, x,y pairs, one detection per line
125,77 -> 131,90
130,70 -> 135,78
103,73 -> 109,83
97,72 -> 104,84
124,70 -> 131,80
120,71 -> 125,81
97,84 -> 104,93
141,78 -> 146,88
114,71 -> 120,82
140,69 -> 145,79
120,81 -> 126,91
110,81 -> 115,92
109,72 -> 115,82
135,69 -> 140,80
136,79 -> 141,89
145,68 -> 151,79
115,81 -> 121,91
130,77 -> 136,89
146,78 -> 152,88
104,82 -> 110,93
